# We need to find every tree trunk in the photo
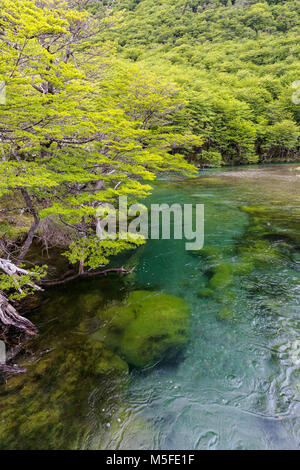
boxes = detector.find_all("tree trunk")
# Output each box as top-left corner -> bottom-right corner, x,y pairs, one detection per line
18,189 -> 40,262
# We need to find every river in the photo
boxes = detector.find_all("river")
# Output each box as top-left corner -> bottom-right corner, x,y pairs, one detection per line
0,163 -> 299,450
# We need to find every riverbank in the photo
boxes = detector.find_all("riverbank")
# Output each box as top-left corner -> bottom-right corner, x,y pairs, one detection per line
0,164 -> 299,449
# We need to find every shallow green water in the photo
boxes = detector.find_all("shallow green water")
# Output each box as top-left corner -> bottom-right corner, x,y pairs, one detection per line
1,164 -> 300,449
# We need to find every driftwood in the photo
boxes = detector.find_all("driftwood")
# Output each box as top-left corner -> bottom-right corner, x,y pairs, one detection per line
0,258 -> 41,335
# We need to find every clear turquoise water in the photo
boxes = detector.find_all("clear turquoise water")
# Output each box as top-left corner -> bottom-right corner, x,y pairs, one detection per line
1,164 -> 299,449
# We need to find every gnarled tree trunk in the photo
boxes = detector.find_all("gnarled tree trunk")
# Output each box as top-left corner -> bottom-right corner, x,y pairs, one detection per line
0,258 -> 41,334
0,291 -> 38,335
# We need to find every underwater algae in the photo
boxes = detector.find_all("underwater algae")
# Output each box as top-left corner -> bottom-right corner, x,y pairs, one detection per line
93,290 -> 190,368
1,164 -> 299,450
0,286 -> 190,449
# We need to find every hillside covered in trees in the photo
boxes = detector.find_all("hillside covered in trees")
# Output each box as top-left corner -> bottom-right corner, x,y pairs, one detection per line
0,0 -> 198,340
101,0 -> 300,165
0,0 -> 300,452
0,0 -> 299,342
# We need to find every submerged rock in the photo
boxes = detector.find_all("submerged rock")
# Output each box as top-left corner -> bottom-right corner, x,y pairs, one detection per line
197,287 -> 214,298
241,205 -> 300,244
208,263 -> 233,290
93,290 -> 190,368
239,240 -> 283,266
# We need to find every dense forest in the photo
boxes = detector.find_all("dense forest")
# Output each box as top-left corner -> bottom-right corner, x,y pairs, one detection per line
0,0 -> 299,346
101,0 -> 300,165
0,0 -> 299,452
0,0 -> 198,339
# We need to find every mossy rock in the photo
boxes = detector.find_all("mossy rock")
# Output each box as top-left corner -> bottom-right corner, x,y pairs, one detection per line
197,287 -> 214,298
221,290 -> 236,302
232,261 -> 254,275
208,263 -> 233,290
192,245 -> 223,266
239,240 -> 282,266
242,204 -> 300,244
94,290 -> 190,368
77,291 -> 103,312
241,205 -> 270,216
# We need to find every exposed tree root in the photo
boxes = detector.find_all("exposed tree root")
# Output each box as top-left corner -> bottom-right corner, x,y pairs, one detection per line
0,257 -> 41,334
0,292 -> 38,336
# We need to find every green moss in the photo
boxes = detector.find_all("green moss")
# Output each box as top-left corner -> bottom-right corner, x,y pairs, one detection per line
241,205 -> 270,215
197,287 -> 214,298
217,307 -> 235,321
0,219 -> 31,242
0,194 -> 34,246
192,245 -> 223,265
208,263 -> 233,290
77,291 -> 103,312
0,337 -> 128,450
94,290 -> 190,368
239,240 -> 282,266
241,204 -> 300,244
232,261 -> 254,275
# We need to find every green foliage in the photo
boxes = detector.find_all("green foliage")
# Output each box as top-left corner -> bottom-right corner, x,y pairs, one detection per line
196,150 -> 223,167
0,265 -> 47,301
63,234 -> 145,269
104,0 -> 300,163
1,0 -> 299,302
0,0 -> 197,299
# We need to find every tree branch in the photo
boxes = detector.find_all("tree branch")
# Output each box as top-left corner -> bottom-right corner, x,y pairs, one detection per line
40,266 -> 135,286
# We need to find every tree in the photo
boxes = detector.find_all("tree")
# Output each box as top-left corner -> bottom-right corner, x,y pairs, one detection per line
263,120 -> 299,160
243,3 -> 275,36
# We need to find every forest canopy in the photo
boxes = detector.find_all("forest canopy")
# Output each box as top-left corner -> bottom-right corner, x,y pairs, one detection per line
101,0 -> 300,165
0,0 -> 197,330
0,0 -> 299,337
